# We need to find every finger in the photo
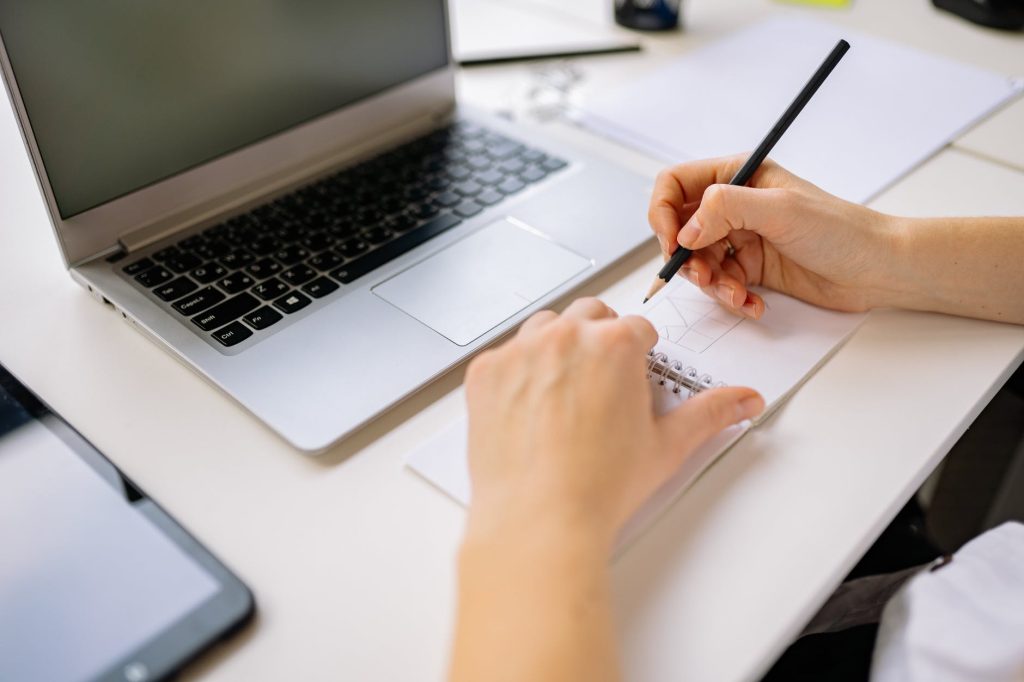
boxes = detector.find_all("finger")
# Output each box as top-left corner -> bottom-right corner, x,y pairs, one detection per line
740,292 -> 766,319
657,386 -> 764,460
678,184 -> 794,251
518,309 -> 558,336
618,315 -> 659,351
561,297 -> 617,321
649,156 -> 748,254
707,267 -> 748,309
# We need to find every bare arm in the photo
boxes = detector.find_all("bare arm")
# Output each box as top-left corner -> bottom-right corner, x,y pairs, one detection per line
888,216 -> 1024,324
449,299 -> 763,682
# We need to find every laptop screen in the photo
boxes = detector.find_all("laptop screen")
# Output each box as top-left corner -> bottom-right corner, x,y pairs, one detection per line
0,1 -> 449,219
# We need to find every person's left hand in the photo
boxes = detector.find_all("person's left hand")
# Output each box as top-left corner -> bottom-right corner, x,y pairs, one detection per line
463,298 -> 765,551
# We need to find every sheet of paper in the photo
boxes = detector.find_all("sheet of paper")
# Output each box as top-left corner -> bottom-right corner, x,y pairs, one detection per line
407,280 -> 864,549
450,0 -> 639,64
406,414 -> 748,553
640,279 -> 865,412
577,15 -> 1022,204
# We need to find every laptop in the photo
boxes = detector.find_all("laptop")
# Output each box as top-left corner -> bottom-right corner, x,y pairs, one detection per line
0,2 -> 651,453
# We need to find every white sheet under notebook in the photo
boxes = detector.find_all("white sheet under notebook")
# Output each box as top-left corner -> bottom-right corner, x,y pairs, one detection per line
450,0 -> 639,64
576,15 -> 1023,204
407,281 -> 865,551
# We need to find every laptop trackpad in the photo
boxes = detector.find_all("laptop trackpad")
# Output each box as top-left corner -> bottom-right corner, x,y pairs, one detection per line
373,218 -> 592,346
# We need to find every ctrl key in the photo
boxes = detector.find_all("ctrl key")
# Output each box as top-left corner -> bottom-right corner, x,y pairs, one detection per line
211,321 -> 252,347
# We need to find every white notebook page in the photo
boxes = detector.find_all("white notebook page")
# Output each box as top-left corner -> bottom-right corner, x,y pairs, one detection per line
407,281 -> 864,548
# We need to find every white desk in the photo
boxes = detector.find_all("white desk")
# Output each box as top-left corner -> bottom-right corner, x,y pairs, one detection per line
1,2 -> 1023,681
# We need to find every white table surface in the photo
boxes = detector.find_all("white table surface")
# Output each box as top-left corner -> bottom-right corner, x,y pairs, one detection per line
1,1 -> 1023,681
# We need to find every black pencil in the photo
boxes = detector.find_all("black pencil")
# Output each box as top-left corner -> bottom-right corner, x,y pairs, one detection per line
643,38 -> 851,303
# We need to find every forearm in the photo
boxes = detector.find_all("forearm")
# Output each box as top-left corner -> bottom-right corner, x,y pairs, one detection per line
881,216 -> 1024,324
450,520 -> 620,682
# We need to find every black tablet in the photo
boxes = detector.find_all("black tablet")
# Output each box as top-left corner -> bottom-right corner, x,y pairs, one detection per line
0,364 -> 254,682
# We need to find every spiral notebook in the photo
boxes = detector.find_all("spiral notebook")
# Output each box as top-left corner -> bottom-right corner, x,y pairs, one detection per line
406,279 -> 865,550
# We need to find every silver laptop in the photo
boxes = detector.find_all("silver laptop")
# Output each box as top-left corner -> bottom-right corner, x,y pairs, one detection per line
0,2 -> 650,452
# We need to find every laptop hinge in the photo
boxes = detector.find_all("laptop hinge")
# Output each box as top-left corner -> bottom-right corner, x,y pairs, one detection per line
117,106 -> 454,255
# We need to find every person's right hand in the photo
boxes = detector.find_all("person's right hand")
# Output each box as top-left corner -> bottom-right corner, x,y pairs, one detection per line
648,155 -> 900,318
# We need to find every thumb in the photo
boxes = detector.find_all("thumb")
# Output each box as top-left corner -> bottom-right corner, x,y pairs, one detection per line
656,386 -> 764,464
678,184 -> 793,251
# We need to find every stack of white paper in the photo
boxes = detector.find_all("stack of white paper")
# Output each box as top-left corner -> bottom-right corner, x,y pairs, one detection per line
577,16 -> 1022,203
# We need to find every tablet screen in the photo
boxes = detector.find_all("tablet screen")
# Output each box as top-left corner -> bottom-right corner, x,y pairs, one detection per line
0,373 -> 251,681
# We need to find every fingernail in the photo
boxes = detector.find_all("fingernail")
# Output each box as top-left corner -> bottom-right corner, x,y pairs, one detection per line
681,266 -> 698,285
678,215 -> 702,247
741,300 -> 758,317
737,395 -> 765,421
715,284 -> 734,305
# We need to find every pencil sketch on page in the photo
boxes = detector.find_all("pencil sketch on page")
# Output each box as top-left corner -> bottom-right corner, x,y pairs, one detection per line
646,286 -> 743,353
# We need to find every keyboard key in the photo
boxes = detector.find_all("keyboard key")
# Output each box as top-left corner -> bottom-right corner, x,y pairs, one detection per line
498,158 -> 526,175
362,227 -> 392,245
243,306 -> 283,330
302,277 -> 339,299
542,156 -> 568,172
273,291 -> 311,314
301,232 -> 335,252
454,200 -> 483,218
123,257 -> 154,275
190,263 -> 227,284
521,148 -> 545,163
476,189 -> 503,207
446,165 -> 472,181
274,245 -> 310,266
337,238 -> 369,259
154,276 -> 198,302
486,141 -> 523,160
281,263 -> 317,285
466,155 -> 492,171
217,273 -> 254,294
251,277 -> 289,301
194,240 -> 231,260
308,251 -> 343,271
454,180 -> 483,197
330,213 -> 461,284
475,169 -> 504,186
173,287 -> 226,316
246,258 -> 282,279
434,191 -> 461,207
165,252 -> 202,273
221,250 -> 255,269
210,321 -> 252,347
135,266 -> 173,288
520,166 -> 547,183
152,246 -> 182,262
192,293 -> 260,331
497,177 -> 526,195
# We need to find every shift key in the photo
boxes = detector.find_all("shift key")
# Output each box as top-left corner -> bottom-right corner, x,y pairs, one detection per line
192,292 -> 260,331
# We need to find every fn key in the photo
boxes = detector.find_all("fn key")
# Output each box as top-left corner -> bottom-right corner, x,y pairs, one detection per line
211,321 -> 252,347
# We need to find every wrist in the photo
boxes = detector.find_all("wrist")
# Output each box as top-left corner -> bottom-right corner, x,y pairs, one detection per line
462,498 -> 614,567
859,211 -> 916,310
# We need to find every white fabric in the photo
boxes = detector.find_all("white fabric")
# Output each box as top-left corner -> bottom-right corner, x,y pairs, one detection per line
872,522 -> 1024,681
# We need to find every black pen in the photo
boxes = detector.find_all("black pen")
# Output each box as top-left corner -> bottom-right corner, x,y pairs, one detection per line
643,38 -> 851,304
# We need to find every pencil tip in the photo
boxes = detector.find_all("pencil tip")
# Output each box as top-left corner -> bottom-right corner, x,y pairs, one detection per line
642,297 -> 649,304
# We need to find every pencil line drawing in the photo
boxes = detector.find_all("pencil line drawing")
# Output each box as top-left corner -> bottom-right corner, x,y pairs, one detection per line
647,286 -> 743,354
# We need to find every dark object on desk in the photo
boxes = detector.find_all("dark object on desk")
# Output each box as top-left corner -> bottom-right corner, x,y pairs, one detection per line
458,43 -> 641,67
933,0 -> 1024,30
615,0 -> 681,31
0,363 -> 254,682
643,38 -> 851,303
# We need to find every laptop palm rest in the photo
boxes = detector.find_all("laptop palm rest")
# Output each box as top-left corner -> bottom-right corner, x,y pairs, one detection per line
373,218 -> 593,346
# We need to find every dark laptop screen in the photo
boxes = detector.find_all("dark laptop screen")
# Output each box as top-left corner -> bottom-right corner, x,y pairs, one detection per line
0,1 -> 449,218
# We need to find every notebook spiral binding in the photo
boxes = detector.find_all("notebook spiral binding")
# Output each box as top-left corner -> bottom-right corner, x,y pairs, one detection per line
646,350 -> 725,396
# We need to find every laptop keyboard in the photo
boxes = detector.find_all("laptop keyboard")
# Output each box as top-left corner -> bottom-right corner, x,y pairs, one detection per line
118,122 -> 568,349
